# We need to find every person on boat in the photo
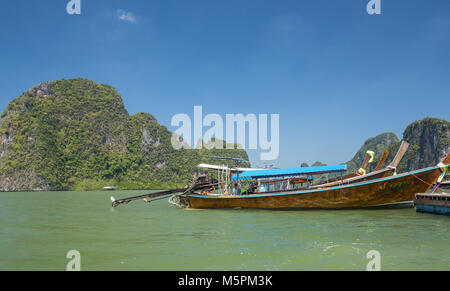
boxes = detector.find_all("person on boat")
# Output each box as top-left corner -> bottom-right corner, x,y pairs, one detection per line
232,183 -> 239,195
249,181 -> 258,193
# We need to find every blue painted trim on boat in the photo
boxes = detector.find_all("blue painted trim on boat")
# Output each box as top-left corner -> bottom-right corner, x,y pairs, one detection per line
416,204 -> 450,215
186,166 -> 440,199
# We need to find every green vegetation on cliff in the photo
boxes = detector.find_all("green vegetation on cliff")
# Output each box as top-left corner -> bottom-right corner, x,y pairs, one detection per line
1,79 -> 448,191
345,132 -> 399,173
311,161 -> 327,167
0,79 -> 249,191
387,118 -> 450,173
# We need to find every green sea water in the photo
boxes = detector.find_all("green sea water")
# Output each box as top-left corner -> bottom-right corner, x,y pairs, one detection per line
0,190 -> 449,271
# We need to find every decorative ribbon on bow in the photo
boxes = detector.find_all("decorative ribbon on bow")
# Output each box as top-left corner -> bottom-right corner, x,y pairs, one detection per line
357,151 -> 376,176
431,162 -> 448,193
366,151 -> 375,163
357,168 -> 366,175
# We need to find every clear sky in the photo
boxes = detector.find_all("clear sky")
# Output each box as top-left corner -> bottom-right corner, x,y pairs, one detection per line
0,0 -> 449,167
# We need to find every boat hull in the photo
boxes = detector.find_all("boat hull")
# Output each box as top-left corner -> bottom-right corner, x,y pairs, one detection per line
179,166 -> 444,209
414,192 -> 450,215
415,204 -> 450,215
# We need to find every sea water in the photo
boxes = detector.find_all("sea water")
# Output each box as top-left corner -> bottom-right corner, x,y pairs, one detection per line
0,190 -> 449,270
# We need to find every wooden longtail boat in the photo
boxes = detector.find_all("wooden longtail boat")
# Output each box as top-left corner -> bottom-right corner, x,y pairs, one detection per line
175,154 -> 450,209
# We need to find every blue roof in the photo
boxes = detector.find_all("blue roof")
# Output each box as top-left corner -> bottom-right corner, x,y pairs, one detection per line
232,165 -> 347,180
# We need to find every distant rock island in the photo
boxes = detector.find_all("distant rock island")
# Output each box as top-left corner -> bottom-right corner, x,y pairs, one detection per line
345,118 -> 449,174
0,78 -> 448,191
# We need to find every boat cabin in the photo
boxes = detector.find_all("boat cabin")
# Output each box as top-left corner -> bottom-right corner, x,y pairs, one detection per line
225,165 -> 347,195
195,161 -> 347,196
257,177 -> 314,193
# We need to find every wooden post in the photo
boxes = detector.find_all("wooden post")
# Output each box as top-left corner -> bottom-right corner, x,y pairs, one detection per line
361,154 -> 371,171
442,152 -> 450,165
389,141 -> 410,168
374,150 -> 389,171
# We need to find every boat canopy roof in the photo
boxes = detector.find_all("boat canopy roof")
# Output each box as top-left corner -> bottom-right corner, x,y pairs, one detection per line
198,164 -> 263,173
209,156 -> 248,163
232,164 -> 347,180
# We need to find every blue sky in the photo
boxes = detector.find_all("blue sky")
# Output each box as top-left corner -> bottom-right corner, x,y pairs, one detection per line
0,0 -> 449,167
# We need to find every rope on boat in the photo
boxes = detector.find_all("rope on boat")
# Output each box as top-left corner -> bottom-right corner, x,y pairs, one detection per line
411,163 -> 449,193
411,173 -> 433,187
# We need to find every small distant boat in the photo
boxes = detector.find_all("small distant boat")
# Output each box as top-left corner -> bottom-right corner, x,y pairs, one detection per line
103,186 -> 116,191
414,192 -> 450,215
440,180 -> 450,189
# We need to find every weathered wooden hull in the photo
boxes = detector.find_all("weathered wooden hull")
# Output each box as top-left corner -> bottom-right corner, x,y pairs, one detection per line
179,166 -> 444,209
